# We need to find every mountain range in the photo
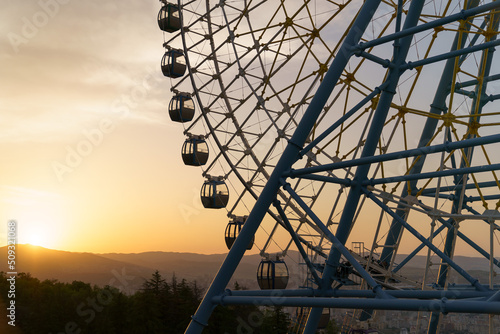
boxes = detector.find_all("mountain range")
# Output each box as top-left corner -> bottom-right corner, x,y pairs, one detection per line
0,244 -> 271,292
0,244 -> 497,293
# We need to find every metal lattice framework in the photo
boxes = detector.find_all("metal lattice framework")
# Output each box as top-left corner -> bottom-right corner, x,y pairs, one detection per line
158,0 -> 500,333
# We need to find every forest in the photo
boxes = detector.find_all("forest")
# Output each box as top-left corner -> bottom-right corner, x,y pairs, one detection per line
0,271 -> 339,333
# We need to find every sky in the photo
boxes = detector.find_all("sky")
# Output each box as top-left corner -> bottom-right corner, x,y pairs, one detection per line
0,0 -> 232,254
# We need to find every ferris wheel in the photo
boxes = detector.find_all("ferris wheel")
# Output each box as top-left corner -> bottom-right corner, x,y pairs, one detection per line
157,0 -> 500,333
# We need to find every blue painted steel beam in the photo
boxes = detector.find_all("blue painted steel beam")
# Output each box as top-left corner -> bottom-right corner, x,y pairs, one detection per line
353,50 -> 393,68
454,88 -> 476,98
466,194 -> 500,202
486,93 -> 500,102
227,288 -> 495,299
361,163 -> 500,186
289,133 -> 500,177
419,193 -> 455,200
294,162 -> 500,189
295,162 -> 500,189
402,39 -> 500,71
420,180 -> 500,195
212,296 -> 500,314
423,192 -> 484,201
353,1 -> 500,51
291,173 -> 353,186
456,73 -> 500,89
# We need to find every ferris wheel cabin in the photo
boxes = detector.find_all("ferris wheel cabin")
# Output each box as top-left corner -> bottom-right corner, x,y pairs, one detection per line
169,93 -> 195,122
225,216 -> 254,250
157,3 -> 180,32
182,136 -> 209,166
161,49 -> 186,78
200,177 -> 229,209
257,258 -> 289,290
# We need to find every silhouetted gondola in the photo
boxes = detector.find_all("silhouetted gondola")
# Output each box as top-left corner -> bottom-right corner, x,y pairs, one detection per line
257,256 -> 289,290
157,3 -> 181,32
182,135 -> 208,166
225,216 -> 253,250
161,48 -> 186,78
169,93 -> 195,122
200,176 -> 229,209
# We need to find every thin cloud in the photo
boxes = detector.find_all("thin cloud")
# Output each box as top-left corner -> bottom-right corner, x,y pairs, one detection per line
1,0 -> 169,143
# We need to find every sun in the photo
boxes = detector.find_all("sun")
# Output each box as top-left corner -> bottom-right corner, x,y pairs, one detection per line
0,186 -> 67,250
21,225 -> 54,248
24,233 -> 45,247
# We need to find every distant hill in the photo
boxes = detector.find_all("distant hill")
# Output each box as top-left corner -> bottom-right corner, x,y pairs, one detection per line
0,245 -> 497,293
0,244 -> 152,292
100,251 -> 264,289
0,245 -> 272,292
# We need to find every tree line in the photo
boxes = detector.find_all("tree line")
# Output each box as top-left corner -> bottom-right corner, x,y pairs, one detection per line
0,271 -> 311,334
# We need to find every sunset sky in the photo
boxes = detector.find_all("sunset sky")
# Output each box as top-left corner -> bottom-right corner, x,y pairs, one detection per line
0,0 -> 231,254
